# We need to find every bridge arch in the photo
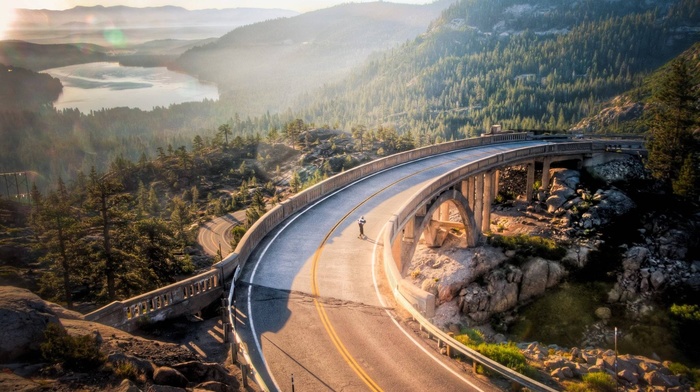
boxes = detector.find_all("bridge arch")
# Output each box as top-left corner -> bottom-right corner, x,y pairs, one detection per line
398,188 -> 478,274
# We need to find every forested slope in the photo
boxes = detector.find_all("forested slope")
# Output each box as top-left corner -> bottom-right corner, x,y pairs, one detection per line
2,0 -> 699,190
0,41 -> 107,71
295,0 -> 699,141
572,42 -> 700,134
0,64 -> 62,110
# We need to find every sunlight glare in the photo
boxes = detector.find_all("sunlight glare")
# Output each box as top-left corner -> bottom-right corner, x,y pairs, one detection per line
0,6 -> 17,40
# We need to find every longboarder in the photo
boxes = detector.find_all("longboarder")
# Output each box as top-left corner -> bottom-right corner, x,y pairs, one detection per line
357,216 -> 366,239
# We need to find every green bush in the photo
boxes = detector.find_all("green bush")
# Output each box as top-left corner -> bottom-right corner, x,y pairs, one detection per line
475,342 -> 536,377
229,225 -> 247,249
668,361 -> 690,376
41,323 -> 105,371
455,331 -> 534,377
492,234 -> 567,260
668,362 -> 700,390
454,328 -> 485,347
569,372 -> 616,392
670,304 -> 700,321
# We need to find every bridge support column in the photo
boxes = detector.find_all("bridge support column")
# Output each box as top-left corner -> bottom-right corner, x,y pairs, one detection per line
424,220 -> 441,248
464,177 -> 476,211
439,202 -> 450,221
460,179 -> 469,206
482,171 -> 493,233
525,161 -> 535,201
494,169 -> 501,198
474,174 -> 484,236
541,158 -> 552,191
403,216 -> 416,244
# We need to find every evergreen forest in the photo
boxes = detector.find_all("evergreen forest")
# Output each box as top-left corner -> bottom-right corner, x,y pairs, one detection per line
1,0 -> 698,191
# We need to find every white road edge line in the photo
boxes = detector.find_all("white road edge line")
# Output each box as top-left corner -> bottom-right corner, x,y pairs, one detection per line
246,141 -> 539,391
371,226 -> 487,392
247,160 -> 411,391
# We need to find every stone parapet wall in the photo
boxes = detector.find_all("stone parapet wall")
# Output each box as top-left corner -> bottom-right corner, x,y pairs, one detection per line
86,133 -> 529,331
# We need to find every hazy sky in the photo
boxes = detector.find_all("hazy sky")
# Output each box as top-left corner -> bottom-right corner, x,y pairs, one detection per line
0,1 -> 433,40
8,0 -> 433,12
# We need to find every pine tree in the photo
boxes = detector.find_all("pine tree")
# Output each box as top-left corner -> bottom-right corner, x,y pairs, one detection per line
673,154 -> 698,200
245,189 -> 267,228
218,123 -> 232,148
37,178 -> 79,308
85,168 -> 128,301
646,57 -> 699,191
289,171 -> 301,193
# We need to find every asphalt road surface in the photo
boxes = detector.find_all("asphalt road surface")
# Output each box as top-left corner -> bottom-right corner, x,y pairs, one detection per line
197,210 -> 246,257
232,140 -> 549,392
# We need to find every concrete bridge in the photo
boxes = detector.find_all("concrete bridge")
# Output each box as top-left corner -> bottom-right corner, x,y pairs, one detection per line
386,140 -> 644,321
85,133 -> 645,391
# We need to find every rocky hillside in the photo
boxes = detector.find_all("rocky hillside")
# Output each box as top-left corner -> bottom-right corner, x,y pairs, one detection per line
408,155 -> 700,389
0,286 -> 246,391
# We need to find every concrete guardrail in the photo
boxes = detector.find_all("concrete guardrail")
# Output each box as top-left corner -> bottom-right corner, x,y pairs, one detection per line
381,141 -> 634,391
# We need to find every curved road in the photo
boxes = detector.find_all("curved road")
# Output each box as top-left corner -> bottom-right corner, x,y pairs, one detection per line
198,210 -> 246,257
227,140 -> 550,391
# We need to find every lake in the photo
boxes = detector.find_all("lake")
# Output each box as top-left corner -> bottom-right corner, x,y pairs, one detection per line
44,62 -> 219,113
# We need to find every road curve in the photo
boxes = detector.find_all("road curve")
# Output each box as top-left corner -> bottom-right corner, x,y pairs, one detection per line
234,141 -> 550,391
197,210 -> 246,257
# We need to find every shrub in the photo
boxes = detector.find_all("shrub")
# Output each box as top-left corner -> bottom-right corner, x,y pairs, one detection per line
570,372 -> 616,392
668,363 -> 700,390
112,360 -> 141,381
670,304 -> 700,321
454,328 -> 485,347
41,323 -> 105,371
229,225 -> 247,249
492,234 -> 567,260
668,361 -> 690,376
474,342 -> 536,378
455,330 -> 536,377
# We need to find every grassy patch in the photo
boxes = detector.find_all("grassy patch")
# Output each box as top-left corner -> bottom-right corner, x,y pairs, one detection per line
491,234 -> 567,260
564,372 -> 616,392
111,360 -> 143,381
455,329 -> 535,378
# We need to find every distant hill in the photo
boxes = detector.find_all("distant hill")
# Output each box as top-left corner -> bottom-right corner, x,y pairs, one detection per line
0,64 -> 62,110
0,41 -> 107,71
11,6 -> 298,30
173,0 -> 455,115
7,6 -> 299,47
571,42 -> 700,135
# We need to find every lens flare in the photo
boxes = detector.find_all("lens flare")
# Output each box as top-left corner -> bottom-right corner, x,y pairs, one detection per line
103,28 -> 126,47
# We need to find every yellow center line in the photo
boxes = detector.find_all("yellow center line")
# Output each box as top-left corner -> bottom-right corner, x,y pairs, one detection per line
308,156 -> 468,391
311,215 -> 383,391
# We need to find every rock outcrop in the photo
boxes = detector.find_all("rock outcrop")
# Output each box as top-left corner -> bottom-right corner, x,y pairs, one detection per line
543,168 -> 635,237
446,257 -> 567,326
0,286 -> 61,363
585,155 -> 649,185
0,286 -> 242,391
521,343 -> 692,390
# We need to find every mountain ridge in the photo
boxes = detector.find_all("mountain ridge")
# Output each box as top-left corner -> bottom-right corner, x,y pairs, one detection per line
174,0 -> 456,115
11,5 -> 299,29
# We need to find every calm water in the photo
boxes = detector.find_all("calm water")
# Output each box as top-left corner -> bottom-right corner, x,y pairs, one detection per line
44,62 -> 219,113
